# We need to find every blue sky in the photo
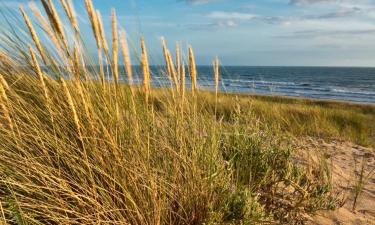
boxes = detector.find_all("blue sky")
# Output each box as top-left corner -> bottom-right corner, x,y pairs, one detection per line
2,0 -> 375,66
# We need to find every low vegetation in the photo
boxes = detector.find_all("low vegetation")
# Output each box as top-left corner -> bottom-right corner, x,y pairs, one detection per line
0,0 -> 373,224
213,93 -> 375,147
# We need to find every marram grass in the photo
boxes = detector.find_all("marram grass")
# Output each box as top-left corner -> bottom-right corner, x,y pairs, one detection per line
1,0 -> 370,224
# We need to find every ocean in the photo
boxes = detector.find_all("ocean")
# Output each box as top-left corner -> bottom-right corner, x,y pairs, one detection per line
123,66 -> 375,104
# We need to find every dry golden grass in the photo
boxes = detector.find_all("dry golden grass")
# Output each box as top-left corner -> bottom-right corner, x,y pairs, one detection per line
47,0 -> 69,52
85,0 -> 100,48
120,31 -> 133,84
1,1 -> 369,224
167,50 -> 179,92
181,62 -> 186,100
96,10 -> 109,56
20,5 -> 47,64
29,2 -> 65,59
29,46 -> 52,119
60,0 -> 79,35
112,9 -> 119,85
175,43 -> 181,82
188,46 -> 197,92
213,57 -> 219,102
0,76 -> 13,135
141,37 -> 150,103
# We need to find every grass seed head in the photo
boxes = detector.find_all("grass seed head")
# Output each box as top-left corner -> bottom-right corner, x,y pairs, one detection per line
29,2 -> 64,57
61,78 -> 81,135
60,0 -> 79,35
120,31 -> 133,84
0,77 -> 14,133
188,46 -> 197,92
161,37 -> 172,77
167,51 -> 179,92
213,57 -> 219,98
112,9 -> 118,85
29,46 -> 51,108
175,43 -> 181,82
73,45 -> 80,79
20,5 -> 48,64
141,37 -> 150,102
96,10 -> 108,55
47,0 -> 69,52
85,0 -> 101,50
181,62 -> 186,99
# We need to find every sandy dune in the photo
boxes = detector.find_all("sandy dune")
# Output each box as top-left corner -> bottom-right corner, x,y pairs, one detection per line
297,138 -> 375,225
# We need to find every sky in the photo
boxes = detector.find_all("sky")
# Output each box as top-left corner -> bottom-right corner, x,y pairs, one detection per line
1,0 -> 375,66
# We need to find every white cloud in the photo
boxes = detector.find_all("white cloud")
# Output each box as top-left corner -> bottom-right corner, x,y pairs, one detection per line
290,0 -> 340,5
185,20 -> 239,30
207,11 -> 258,20
217,20 -> 238,27
184,0 -> 217,5
289,0 -> 375,7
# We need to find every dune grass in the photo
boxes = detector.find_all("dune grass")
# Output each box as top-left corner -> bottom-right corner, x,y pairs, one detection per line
208,93 -> 375,148
0,0 -> 371,224
0,73 -> 338,224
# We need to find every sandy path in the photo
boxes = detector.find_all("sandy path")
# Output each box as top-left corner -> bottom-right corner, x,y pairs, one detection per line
296,138 -> 375,225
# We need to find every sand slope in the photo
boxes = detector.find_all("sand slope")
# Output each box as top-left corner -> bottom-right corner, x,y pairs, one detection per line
297,138 -> 375,225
